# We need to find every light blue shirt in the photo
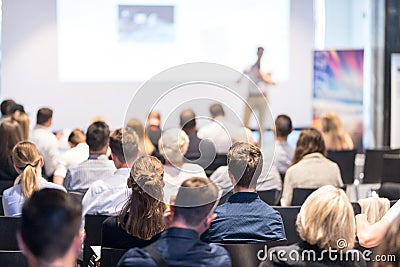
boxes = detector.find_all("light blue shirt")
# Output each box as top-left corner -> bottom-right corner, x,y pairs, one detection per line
2,177 -> 67,217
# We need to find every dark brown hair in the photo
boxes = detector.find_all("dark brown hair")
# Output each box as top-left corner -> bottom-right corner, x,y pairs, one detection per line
109,128 -> 139,164
0,118 -> 24,163
36,107 -> 53,125
292,128 -> 326,165
86,121 -> 110,152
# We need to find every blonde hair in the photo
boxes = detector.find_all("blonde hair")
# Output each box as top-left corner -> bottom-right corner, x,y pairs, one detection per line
158,128 -> 189,165
358,196 -> 390,224
375,215 -> 400,267
296,185 -> 355,251
131,155 -> 164,178
12,141 -> 42,198
126,118 -> 155,155
321,113 -> 352,150
12,112 -> 30,140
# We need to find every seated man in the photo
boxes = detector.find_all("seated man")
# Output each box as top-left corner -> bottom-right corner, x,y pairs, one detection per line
17,189 -> 83,267
117,177 -> 231,267
82,127 -> 139,215
202,142 -> 286,243
63,121 -> 116,192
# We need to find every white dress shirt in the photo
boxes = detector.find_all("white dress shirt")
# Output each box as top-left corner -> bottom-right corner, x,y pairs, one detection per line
81,168 -> 131,216
163,163 -> 207,203
383,199 -> 400,222
30,125 -> 59,177
54,143 -> 89,178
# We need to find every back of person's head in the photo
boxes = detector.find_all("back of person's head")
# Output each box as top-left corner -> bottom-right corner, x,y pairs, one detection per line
131,155 -> 164,179
68,129 -> 86,147
321,112 -> 343,133
19,189 -> 82,265
12,141 -> 42,198
209,103 -> 225,118
275,114 -> 293,138
1,99 -> 16,116
12,112 -> 30,140
109,127 -> 139,165
147,111 -> 161,126
0,118 -> 24,162
36,107 -> 53,125
119,170 -> 165,240
296,185 -> 355,251
86,121 -> 110,152
126,117 -> 155,155
173,177 -> 219,226
180,109 -> 196,131
227,142 -> 263,189
321,112 -> 350,150
158,128 -> 189,164
375,215 -> 400,267
292,128 -> 326,165
358,196 -> 390,224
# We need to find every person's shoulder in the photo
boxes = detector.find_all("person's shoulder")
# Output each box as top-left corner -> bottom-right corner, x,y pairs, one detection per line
2,185 -> 17,197
40,179 -> 67,192
117,247 -> 156,267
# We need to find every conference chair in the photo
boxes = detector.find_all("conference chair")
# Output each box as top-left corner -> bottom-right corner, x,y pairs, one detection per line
0,250 -> 27,267
272,206 -> 301,245
257,189 -> 281,206
83,215 -> 109,267
100,247 -> 128,267
0,180 -> 14,195
68,191 -> 85,202
378,154 -> 400,200
363,148 -> 399,184
0,216 -> 21,250
216,239 -> 288,267
351,202 -> 361,215
0,195 -> 4,216
327,149 -> 357,185
217,190 -> 233,206
290,188 -> 316,206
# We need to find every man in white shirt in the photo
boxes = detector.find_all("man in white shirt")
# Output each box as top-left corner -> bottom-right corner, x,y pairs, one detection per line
53,129 -> 89,185
30,108 -> 59,178
272,115 -> 294,177
82,127 -> 139,216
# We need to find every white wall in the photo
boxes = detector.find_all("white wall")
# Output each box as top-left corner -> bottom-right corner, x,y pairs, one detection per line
1,0 -> 314,130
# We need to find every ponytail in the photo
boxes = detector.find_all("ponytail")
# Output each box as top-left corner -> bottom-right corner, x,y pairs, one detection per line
14,162 -> 40,198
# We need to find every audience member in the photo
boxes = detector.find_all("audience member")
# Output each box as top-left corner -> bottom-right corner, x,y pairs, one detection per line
356,199 -> 400,248
260,185 -> 365,266
117,177 -> 231,267
281,128 -> 343,206
127,117 -> 155,155
272,114 -> 294,177
0,99 -> 16,122
0,118 -> 24,180
198,103 -> 234,155
321,112 -> 354,150
202,142 -> 285,243
63,121 -> 116,192
82,127 -> 139,216
30,107 -> 59,178
102,163 -> 165,249
374,214 -> 400,267
358,196 -> 390,224
180,108 -> 216,169
158,128 -> 207,202
17,189 -> 83,267
2,141 -> 66,216
146,111 -> 162,148
53,129 -> 89,184
12,111 -> 30,140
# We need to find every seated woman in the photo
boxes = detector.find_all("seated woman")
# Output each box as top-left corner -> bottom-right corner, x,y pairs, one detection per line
158,128 -> 207,203
102,155 -> 165,249
126,118 -> 155,156
321,112 -> 354,151
261,185 -> 365,266
375,214 -> 400,267
2,141 -> 66,216
281,128 -> 343,206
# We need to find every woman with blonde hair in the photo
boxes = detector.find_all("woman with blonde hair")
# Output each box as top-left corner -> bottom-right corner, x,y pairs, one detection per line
126,118 -> 155,155
261,185 -> 365,266
321,112 -> 354,151
2,141 -> 66,216
281,128 -> 343,206
12,111 -> 30,140
375,215 -> 400,267
102,155 -> 165,249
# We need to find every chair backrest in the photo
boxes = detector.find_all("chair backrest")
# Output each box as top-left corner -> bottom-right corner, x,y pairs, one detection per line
0,180 -> 14,195
101,247 -> 128,267
0,195 -> 4,216
291,188 -> 316,206
0,250 -> 27,267
218,190 -> 233,206
327,149 -> 357,185
83,215 -> 109,267
381,154 -> 400,183
272,206 -> 301,245
378,183 -> 400,201
68,191 -> 85,202
0,216 -> 21,250
351,202 -> 361,215
363,148 -> 398,184
217,239 -> 288,267
257,189 -> 280,206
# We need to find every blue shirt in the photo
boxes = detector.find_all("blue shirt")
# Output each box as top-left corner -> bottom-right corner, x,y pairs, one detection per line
117,227 -> 231,267
201,192 -> 286,243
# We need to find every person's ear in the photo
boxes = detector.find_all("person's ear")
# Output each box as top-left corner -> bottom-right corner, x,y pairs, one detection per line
13,164 -> 22,174
39,157 -> 44,168
73,230 -> 85,255
228,170 -> 235,185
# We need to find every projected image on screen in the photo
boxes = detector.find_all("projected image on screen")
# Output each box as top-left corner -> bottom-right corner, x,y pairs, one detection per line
57,0 -> 290,82
118,5 -> 175,42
